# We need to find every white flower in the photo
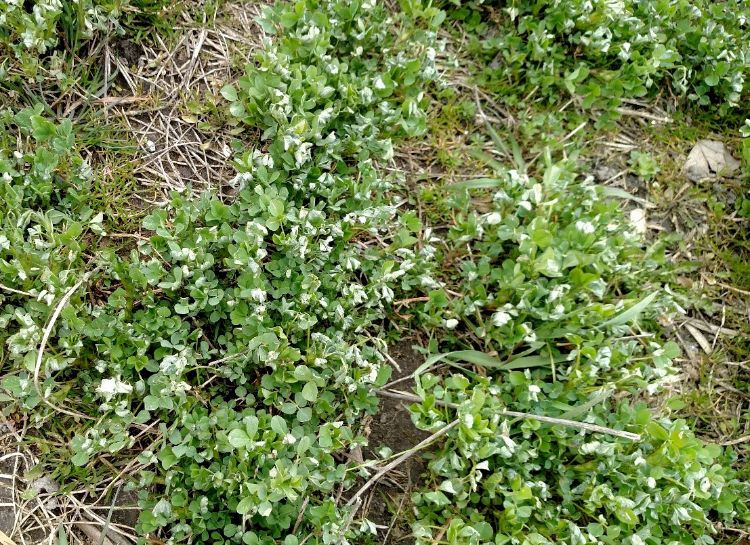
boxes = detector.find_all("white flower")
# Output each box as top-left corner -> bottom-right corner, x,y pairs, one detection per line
492,311 -> 512,327
21,29 -> 36,50
575,220 -> 596,234
528,384 -> 541,401
580,441 -> 602,454
250,288 -> 267,302
318,107 -> 334,125
531,183 -> 543,203
160,352 -> 193,375
294,142 -> 313,167
300,24 -> 321,42
373,76 -> 386,90
548,284 -> 568,302
96,377 -> 133,401
543,258 -> 559,275
258,153 -> 274,168
444,318 -> 459,329
380,285 -> 394,302
630,535 -> 644,545
485,212 -> 502,225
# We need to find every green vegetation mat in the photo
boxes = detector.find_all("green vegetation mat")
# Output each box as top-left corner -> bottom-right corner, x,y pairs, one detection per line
0,1 -> 748,544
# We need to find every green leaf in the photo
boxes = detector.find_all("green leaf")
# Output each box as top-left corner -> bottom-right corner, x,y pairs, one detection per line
448,178 -> 503,191
301,381 -> 318,402
271,415 -> 288,435
229,101 -> 246,117
58,525 -> 69,545
414,350 -> 499,377
71,450 -> 90,467
158,447 -> 178,470
560,389 -> 613,420
268,198 -> 285,218
228,429 -> 251,449
415,350 -> 556,377
236,497 -> 255,515
501,354 -> 559,370
297,407 -> 312,422
599,186 -> 654,209
30,115 -> 56,141
144,395 -> 160,411
221,85 -> 238,101
601,291 -> 659,327
258,501 -> 273,517
614,508 -> 638,526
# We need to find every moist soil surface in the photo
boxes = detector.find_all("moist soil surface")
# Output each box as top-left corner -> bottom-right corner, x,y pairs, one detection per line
0,458 -> 15,536
363,339 -> 430,545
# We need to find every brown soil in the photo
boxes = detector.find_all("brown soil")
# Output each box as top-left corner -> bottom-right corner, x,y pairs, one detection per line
0,459 -> 15,535
362,339 -> 430,545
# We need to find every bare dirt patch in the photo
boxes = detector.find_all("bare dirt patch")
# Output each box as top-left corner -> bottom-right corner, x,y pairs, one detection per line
361,339 -> 429,545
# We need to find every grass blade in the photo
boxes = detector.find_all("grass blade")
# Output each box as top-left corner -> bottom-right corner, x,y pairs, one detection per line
601,291 -> 659,327
448,177 -> 504,191
414,349 -> 559,377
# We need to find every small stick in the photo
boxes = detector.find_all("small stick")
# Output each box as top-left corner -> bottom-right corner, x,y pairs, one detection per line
377,389 -> 641,441
683,319 -> 738,338
76,523 -> 116,545
720,435 -> 750,446
615,107 -> 672,124
393,296 -> 429,307
33,268 -> 100,420
0,283 -> 34,297
335,497 -> 362,545
291,497 -> 309,534
346,420 -> 460,507
381,487 -> 408,545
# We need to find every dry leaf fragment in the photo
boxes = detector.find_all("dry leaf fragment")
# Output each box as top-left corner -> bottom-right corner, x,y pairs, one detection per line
629,208 -> 647,234
683,140 -> 740,181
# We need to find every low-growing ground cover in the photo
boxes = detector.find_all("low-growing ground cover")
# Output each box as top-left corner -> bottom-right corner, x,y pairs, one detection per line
0,1 -> 749,545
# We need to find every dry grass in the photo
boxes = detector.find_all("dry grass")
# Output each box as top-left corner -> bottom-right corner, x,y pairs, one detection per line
103,2 -> 265,205
592,111 -> 750,452
1,419 -> 140,545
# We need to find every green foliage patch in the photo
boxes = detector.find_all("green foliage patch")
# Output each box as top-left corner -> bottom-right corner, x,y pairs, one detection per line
450,0 -> 750,125
398,152 -> 750,544
1,1 -> 749,545
2,0 -> 441,543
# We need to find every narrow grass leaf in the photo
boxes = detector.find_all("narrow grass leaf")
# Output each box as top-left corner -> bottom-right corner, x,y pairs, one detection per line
601,291 -> 659,327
